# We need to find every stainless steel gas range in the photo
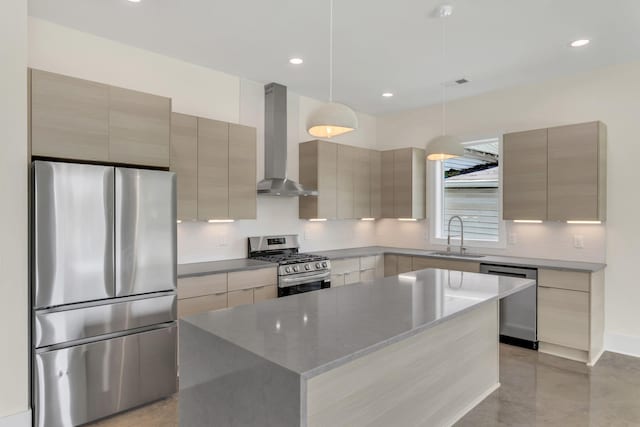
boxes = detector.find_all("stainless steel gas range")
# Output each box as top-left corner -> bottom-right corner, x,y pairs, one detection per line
248,235 -> 331,297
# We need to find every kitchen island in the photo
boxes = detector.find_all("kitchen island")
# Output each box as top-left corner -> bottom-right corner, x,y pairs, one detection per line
179,269 -> 535,427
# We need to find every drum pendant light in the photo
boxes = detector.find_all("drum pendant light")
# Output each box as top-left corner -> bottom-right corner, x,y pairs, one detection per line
426,5 -> 464,161
307,0 -> 358,138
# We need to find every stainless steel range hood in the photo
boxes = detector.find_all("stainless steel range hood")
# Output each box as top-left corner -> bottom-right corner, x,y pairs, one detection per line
257,83 -> 317,197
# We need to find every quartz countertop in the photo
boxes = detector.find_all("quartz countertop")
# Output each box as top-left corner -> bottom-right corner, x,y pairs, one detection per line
177,258 -> 277,278
181,269 -> 534,378
310,246 -> 606,272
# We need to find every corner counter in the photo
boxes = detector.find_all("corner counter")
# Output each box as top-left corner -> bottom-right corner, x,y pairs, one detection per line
179,269 -> 534,426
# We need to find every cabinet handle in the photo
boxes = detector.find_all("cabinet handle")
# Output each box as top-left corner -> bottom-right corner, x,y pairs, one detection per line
213,292 -> 226,296
241,288 -> 253,292
254,285 -> 265,290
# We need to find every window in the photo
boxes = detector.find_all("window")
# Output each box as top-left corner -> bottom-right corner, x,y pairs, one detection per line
431,138 -> 503,245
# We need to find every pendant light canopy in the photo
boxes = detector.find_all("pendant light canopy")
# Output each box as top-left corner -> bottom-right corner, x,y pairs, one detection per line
426,4 -> 463,161
307,0 -> 358,139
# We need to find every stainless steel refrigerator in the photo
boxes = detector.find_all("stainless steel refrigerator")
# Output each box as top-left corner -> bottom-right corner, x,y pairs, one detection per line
32,161 -> 178,427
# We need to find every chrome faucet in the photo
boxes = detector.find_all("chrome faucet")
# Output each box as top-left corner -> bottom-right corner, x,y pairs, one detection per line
447,215 -> 465,255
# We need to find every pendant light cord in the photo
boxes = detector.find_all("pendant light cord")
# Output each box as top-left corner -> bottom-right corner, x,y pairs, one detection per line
329,0 -> 334,103
441,14 -> 447,136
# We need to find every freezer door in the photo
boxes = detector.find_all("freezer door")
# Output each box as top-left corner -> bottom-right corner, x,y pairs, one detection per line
116,168 -> 176,296
34,325 -> 177,427
34,161 -> 115,308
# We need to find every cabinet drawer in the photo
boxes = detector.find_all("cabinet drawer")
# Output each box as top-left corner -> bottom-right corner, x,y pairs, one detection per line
538,269 -> 590,292
178,293 -> 227,318
538,287 -> 589,351
360,256 -> 379,270
228,267 -> 277,291
412,257 -> 480,273
227,289 -> 254,308
345,271 -> 361,285
177,273 -> 227,299
360,269 -> 375,282
332,258 -> 360,274
331,274 -> 346,287
253,285 -> 277,303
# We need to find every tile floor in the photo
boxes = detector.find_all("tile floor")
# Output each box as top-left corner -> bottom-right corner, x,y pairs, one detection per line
89,345 -> 640,426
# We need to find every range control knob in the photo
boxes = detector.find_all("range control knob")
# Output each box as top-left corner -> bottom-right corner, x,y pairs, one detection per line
285,267 -> 291,273
322,261 -> 328,268
315,263 -> 322,269
293,266 -> 299,272
305,264 -> 311,271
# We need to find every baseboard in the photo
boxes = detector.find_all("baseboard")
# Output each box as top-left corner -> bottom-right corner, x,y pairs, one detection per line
0,409 -> 31,427
605,332 -> 640,358
445,382 -> 500,427
587,347 -> 605,367
539,342 -> 588,363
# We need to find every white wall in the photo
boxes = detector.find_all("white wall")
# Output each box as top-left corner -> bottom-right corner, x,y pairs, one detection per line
28,18 -> 379,263
377,61 -> 640,354
0,0 -> 29,421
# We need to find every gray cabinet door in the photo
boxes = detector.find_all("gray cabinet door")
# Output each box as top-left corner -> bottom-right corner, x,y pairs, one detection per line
197,118 -> 229,220
228,123 -> 257,219
503,129 -> 548,220
381,151 -> 395,218
34,161 -> 114,308
353,147 -> 371,218
370,150 -> 382,218
337,145 -> 356,219
31,69 -> 110,162
115,168 -> 176,297
170,112 -> 198,220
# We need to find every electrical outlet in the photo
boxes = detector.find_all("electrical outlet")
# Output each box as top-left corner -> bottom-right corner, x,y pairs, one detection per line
573,235 -> 584,249
508,233 -> 518,245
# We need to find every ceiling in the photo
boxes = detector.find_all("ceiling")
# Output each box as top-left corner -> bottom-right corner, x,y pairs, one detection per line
28,0 -> 640,115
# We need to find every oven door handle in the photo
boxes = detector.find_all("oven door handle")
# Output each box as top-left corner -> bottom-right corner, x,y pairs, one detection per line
279,271 -> 331,288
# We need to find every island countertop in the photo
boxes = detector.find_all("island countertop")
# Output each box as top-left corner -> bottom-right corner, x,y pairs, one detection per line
181,268 -> 534,378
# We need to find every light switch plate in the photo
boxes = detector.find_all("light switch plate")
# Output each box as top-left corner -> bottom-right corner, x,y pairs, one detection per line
573,235 -> 584,249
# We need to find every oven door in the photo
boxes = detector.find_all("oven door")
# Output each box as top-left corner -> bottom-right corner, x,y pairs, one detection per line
278,271 -> 331,297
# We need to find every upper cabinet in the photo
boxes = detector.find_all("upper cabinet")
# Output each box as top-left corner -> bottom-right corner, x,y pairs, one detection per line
299,140 -> 338,219
382,148 -> 426,219
503,121 -> 606,221
170,114 -> 257,221
30,69 -> 171,167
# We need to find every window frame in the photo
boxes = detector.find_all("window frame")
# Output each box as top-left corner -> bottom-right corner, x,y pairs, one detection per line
427,135 -> 507,249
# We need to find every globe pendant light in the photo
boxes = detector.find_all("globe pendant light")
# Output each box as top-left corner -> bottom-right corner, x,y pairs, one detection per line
426,4 -> 464,161
307,0 -> 358,138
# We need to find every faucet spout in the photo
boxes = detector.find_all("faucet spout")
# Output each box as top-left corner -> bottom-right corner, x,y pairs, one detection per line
447,215 -> 465,254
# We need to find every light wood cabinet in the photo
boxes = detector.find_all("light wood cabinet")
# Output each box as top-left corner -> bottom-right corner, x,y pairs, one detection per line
254,285 -> 277,303
228,267 -> 277,292
381,148 -> 426,219
108,86 -> 171,167
197,118 -> 229,220
354,147 -> 371,218
344,271 -> 361,285
228,124 -> 257,219
503,121 -> 606,221
178,293 -> 227,318
370,150 -> 382,218
411,256 -> 480,273
177,273 -> 226,299
384,254 -> 414,276
337,144 -> 357,219
299,140 -> 338,219
330,274 -> 346,287
228,288 -> 254,308
547,122 -> 606,221
537,268 -> 604,365
30,69 -> 110,162
171,113 -> 198,220
503,129 -> 548,220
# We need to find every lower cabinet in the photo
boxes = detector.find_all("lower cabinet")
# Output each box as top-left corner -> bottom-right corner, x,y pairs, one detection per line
177,267 -> 277,318
330,256 -> 383,287
384,254 -> 414,277
537,268 -> 604,365
411,257 -> 481,273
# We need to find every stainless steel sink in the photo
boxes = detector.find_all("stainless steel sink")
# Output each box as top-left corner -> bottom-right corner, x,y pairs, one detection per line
430,251 -> 486,259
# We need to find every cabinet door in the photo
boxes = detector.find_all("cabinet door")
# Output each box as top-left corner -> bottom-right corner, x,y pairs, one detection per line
547,122 -> 600,221
177,273 -> 227,300
381,151 -> 395,218
171,113 -> 198,220
337,145 -> 356,219
394,148 -> 413,218
397,255 -> 413,274
353,147 -> 371,218
370,150 -> 382,218
411,148 -> 426,219
198,118 -> 229,220
227,289 -> 254,308
228,124 -> 257,219
384,254 -> 397,277
178,294 -> 227,318
331,274 -> 345,287
228,268 -> 277,292
538,287 -> 589,351
109,87 -> 171,167
503,129 -> 548,220
31,70 -> 109,161
254,285 -> 277,303
345,271 -> 361,285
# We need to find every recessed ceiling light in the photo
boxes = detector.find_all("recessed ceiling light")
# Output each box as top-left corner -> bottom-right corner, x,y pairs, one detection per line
289,58 -> 304,65
570,39 -> 590,48
382,92 -> 394,98
127,0 -> 141,3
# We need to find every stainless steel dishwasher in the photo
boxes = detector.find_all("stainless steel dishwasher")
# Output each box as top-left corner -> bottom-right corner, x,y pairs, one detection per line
480,264 -> 538,350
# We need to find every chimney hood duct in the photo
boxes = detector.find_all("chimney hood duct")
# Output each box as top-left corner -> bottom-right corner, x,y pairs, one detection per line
257,83 -> 317,197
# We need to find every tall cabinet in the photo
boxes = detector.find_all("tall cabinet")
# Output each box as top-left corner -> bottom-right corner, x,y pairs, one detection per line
170,113 -> 257,221
503,121 -> 606,222
381,148 -> 426,219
